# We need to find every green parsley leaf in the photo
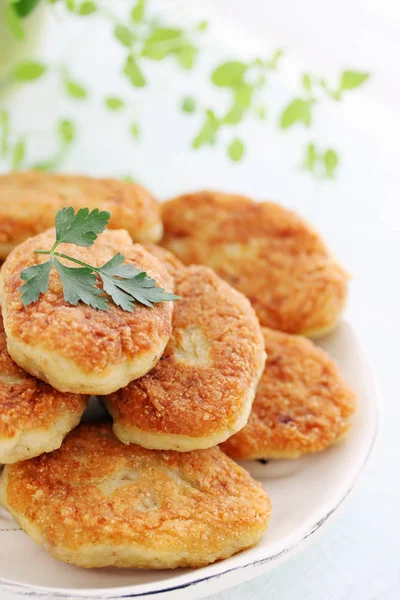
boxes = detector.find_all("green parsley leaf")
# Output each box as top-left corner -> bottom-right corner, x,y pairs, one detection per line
114,24 -> 135,47
78,1 -> 96,15
14,61 -> 47,81
55,207 -> 110,246
53,259 -> 108,310
266,49 -> 283,70
5,5 -> 25,39
227,137 -> 245,162
14,0 -> 41,18
131,0 -> 146,23
192,109 -> 220,149
20,260 -> 53,305
64,78 -> 87,99
196,20 -> 208,32
302,73 -> 312,93
124,55 -> 146,87
130,122 -> 140,139
339,71 -> 370,91
181,96 -> 196,113
223,104 -> 245,125
234,84 -> 253,108
256,105 -> 266,120
108,272 -> 179,308
302,142 -> 317,172
0,110 -> 10,157
105,96 -> 125,110
175,45 -> 197,69
12,139 -> 25,170
20,208 -> 180,311
58,119 -> 75,144
31,160 -> 57,172
280,98 -> 312,128
323,149 -> 339,178
211,61 -> 247,88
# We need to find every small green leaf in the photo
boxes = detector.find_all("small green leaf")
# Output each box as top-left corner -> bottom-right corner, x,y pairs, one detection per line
0,109 -> 9,158
181,96 -> 196,114
58,119 -> 75,144
78,1 -> 96,15
302,73 -> 312,93
142,28 -> 184,60
66,0 -> 75,11
123,55 -> 146,87
123,175 -> 135,182
131,0 -> 146,23
114,24 -> 135,47
339,70 -> 370,91
14,61 -> 46,81
222,104 -> 245,125
129,122 -> 140,139
55,207 -> 110,246
54,259 -> 108,310
196,20 -> 208,32
234,84 -> 253,108
323,149 -> 339,178
280,98 -> 312,128
65,79 -> 87,99
256,105 -> 266,120
175,45 -> 197,69
20,260 -> 53,306
302,143 -> 317,171
12,139 -> 26,170
4,5 -> 24,39
266,48 -> 284,70
227,138 -> 245,162
211,61 -> 247,88
105,97 -> 124,110
192,110 -> 220,149
14,0 -> 41,18
31,160 -> 57,172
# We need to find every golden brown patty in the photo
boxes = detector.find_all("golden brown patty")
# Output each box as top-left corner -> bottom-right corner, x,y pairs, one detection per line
0,229 -> 174,395
104,265 -> 266,451
0,171 -> 162,260
161,191 -> 348,336
142,243 -> 184,279
0,422 -> 271,569
0,312 -> 87,464
221,327 -> 356,459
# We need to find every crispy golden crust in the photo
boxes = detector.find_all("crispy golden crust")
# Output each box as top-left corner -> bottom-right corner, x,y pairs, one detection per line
161,191 -> 349,336
220,327 -> 356,459
0,171 -> 162,259
0,312 -> 87,463
104,265 -> 266,450
0,229 -> 174,394
0,422 -> 271,569
142,244 -> 184,279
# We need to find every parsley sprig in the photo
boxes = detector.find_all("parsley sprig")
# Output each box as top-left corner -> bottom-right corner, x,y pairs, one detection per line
20,207 -> 179,312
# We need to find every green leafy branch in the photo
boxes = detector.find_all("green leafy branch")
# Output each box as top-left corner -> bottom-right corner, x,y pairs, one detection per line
280,70 -> 370,129
301,143 -> 339,180
0,109 -> 76,171
188,51 -> 283,162
20,206 -> 179,311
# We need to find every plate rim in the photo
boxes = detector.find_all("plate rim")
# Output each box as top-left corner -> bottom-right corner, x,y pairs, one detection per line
0,323 -> 381,599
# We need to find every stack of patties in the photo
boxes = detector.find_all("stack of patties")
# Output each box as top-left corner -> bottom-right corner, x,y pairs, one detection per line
0,173 -> 271,570
159,191 -> 356,460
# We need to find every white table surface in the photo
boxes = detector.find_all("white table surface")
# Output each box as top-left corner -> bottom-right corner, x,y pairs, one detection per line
1,1 -> 399,599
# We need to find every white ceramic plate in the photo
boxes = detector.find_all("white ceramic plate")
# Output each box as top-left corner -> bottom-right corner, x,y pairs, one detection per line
0,320 -> 378,599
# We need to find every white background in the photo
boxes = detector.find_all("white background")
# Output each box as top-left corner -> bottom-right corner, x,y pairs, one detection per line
1,0 -> 400,598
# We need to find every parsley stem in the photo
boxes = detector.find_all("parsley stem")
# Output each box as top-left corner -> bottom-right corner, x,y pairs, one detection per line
53,252 -> 99,271
33,249 -> 99,271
